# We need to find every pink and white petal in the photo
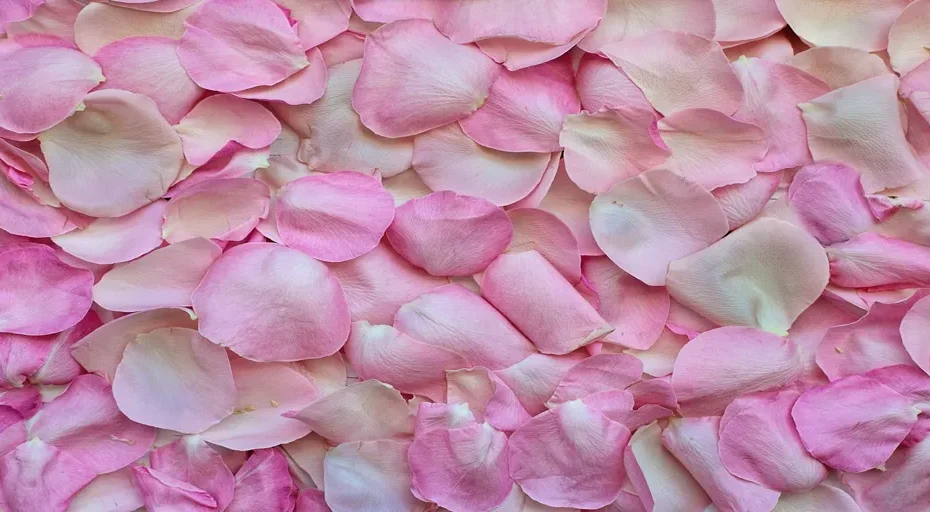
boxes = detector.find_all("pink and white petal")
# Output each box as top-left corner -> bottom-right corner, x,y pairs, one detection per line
475,35 -> 583,72
292,380 -> 414,443
578,0 -> 716,53
317,31 -> 365,66
902,295 -> 930,375
273,60 -> 414,176
446,367 -> 532,432
31,312 -> 103,386
107,0 -> 200,12
775,0 -> 909,51
719,388 -> 827,492
732,58 -> 830,172
459,56 -> 579,153
844,433 -> 930,512
790,297 -> 862,383
275,172 -> 394,262
483,251 -> 614,354
112,327 -> 236,433
672,326 -> 802,416
0,439 -> 96,512
602,31 -> 744,116
227,449 -> 297,512
667,218 -> 829,334
192,243 -> 351,362
0,386 -> 39,418
351,0 -> 436,22
889,0 -> 930,74
791,375 -> 920,472
591,168 -> 729,286
0,332 -> 49,388
276,0 -> 351,49
712,170 -> 783,230
3,0 -> 82,43
0,172 -> 83,238
546,354 -> 642,406
787,162 -> 876,244
559,108 -> 670,194
131,466 -> 217,512
537,164 -> 601,255
92,238 -> 221,312
0,0 -> 45,33
624,329 -> 688,378
788,46 -> 889,89
574,54 -> 651,113
39,90 -> 184,218
662,417 -> 781,512
323,439 -> 426,512
150,437 -> 235,511
68,467 -> 145,512
494,353 -> 587,416
0,45 -> 102,134
0,243 -> 92,336
506,208 -> 581,283
413,402 -> 477,436
713,0 -> 785,44
509,400 -> 630,509
874,198 -> 930,246
234,48 -> 327,105
624,422 -> 711,512
73,2 -> 195,55
801,74 -> 925,194
177,0 -> 308,92
171,144 -> 272,196
826,233 -> 930,289
94,36 -> 203,124
772,485 -> 860,512
432,0 -> 606,45
724,31 -> 795,63
52,201 -> 167,265
284,433 -> 327,489
71,308 -> 197,383
27,374 -> 156,474
176,95 -> 281,166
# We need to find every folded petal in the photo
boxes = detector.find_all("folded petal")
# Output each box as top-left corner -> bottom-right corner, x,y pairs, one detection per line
888,0 -> 930,74
0,439 -> 96,512
713,0 -> 785,44
352,19 -> 500,137
546,354 -> 642,407
775,0 -> 909,51
844,432 -> 930,512
789,297 -> 861,383
39,89 -> 184,217
433,0 -> 605,45
787,162 -> 876,244
446,367 -> 532,432
494,352 -> 587,415
51,200 -> 167,265
132,466 -> 217,512
506,208 -> 581,283
574,54 -> 651,113
624,421 -> 711,512
591,168 -> 729,286
227,449 -> 297,512
578,0 -> 716,53
292,380 -> 414,443
192,243 -> 350,362
323,439 -> 426,512
826,233 -> 930,290
672,326 -> 802,416
73,2 -> 194,55
475,36 -> 581,72
149,437 -> 235,511
788,46 -> 889,89
712,170 -> 783,230
68,467 -> 144,512
176,94 -> 280,166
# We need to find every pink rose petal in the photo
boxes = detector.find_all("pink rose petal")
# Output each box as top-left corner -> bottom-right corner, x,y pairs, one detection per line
624,421 -> 711,512
163,178 -> 271,244
506,208 -> 581,283
788,46 -> 889,89
574,54 -> 652,114
446,367 -> 532,432
888,0 -> 930,74
578,0 -> 716,53
826,233 -> 930,290
276,0 -> 351,50
773,485 -> 860,512
844,432 -> 930,512
73,2 -> 195,55
712,170 -> 784,230
51,200 -> 167,265
0,439 -> 96,512
68,467 -> 145,512
432,0 -> 606,45
150,437 -> 235,511
546,353 -> 642,407
723,32 -> 795,63
176,94 -> 281,166
903,295 -> 930,376
787,162 -> 876,245
713,0 -> 785,45
292,380 -> 414,444
234,48 -> 328,105
132,466 -> 217,512
775,0 -> 909,51
227,449 -> 297,512
537,163 -> 601,256
323,439 -> 426,512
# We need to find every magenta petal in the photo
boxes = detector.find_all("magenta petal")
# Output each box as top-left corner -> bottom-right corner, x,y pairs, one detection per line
227,449 -> 297,512
0,439 -> 96,512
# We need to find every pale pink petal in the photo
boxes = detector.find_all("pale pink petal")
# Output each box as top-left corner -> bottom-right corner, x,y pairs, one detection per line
39,90 -> 184,218
273,59 -> 414,176
234,48 -> 327,105
801,74 -> 925,194
68,467 -> 144,512
131,466 -> 217,512
409,421 -> 511,511
0,0 -> 45,33
672,326 -> 802,416
149,437 -> 235,511
112,327 -> 236,433
902,295 -> 930,375
92,238 -> 221,312
574,54 -> 651,113
844,432 -> 930,512
108,0 -> 200,12
0,439 -> 96,512
667,218 -> 829,334
789,297 -> 862,383
275,172 -> 394,262
625,329 -> 688,378
3,0 -> 82,43
787,162 -> 876,244
323,439 -> 426,512
433,0 -> 605,45
27,374 -> 155,474
0,386 -> 39,417
494,353 -> 587,415
0,45 -> 102,134
506,208 -> 581,283
603,31 -> 744,116
791,375 -> 920,472
888,0 -> 930,74
446,367 -> 532,432
719,387 -> 827,492
386,191 -> 512,276
863,365 -> 930,414
317,31 -> 365,65
292,380 -> 414,443
192,243 -> 350,361
775,0 -> 909,51
0,242 -> 92,336
662,417 -> 781,511
591,168 -> 729,286
30,312 -> 102,386
352,19 -> 501,137
788,46 -> 889,89
826,233 -> 930,290
71,308 -> 196,383
276,0 -> 351,49
546,354 -> 641,406
578,0 -> 716,53
51,201 -> 167,265
507,151 -> 560,210
772,485 -> 860,512
712,170 -> 783,230
0,172 -> 83,238
538,164 -> 601,255
874,198 -> 930,246
351,0 -> 436,22
394,284 -> 535,369
475,36 -> 583,72
624,421 -> 711,512
559,108 -> 670,194
94,36 -> 203,124
413,401 -> 477,436
724,31 -> 795,63
459,56 -> 579,153
172,143 -> 272,195
509,400 -> 630,509
227,449 -> 297,512
714,0 -> 785,44
176,94 -> 280,166
73,2 -> 195,55
177,0 -> 308,92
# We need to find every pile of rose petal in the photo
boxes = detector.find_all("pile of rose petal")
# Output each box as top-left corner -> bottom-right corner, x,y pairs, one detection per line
4,0 -> 930,511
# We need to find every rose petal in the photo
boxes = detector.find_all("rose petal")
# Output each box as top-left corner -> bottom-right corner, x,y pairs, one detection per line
788,46 -> 889,89
176,94 -> 281,166
537,163 -> 601,255
787,162 -> 876,245
432,0 -> 606,45
903,295 -> 930,376
624,421 -> 711,512
723,31 -> 795,63
775,0 -> 909,51
578,0 -> 716,53
293,380 -> 413,444
227,449 -> 297,512
712,170 -> 784,230
844,432 -> 930,512
494,352 -> 587,416
276,0 -> 351,49
789,297 -> 862,383
73,2 -> 195,55
574,54 -> 651,114
149,437 -> 235,511
713,0 -> 785,45
446,367 -> 532,432
888,0 -> 930,74
323,439 -> 426,512
0,171 -> 83,238
234,48 -> 327,105
0,439 -> 96,512
51,200 -> 167,265
131,466 -> 217,512
506,208 -> 581,283
29,312 -> 102,386
546,353 -> 642,406
68,467 -> 144,512
351,0 -> 436,22
772,485 -> 860,512
3,0 -> 82,43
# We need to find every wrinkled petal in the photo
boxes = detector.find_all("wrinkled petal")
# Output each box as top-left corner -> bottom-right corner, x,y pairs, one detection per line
227,449 -> 297,512
73,2 -> 195,55
788,46 -> 889,89
3,0 -> 82,43
176,94 -> 281,166
574,54 -> 651,113
149,437 -> 235,511
476,36 -> 582,73
624,421 -> 711,512
578,0 -> 716,53
0,439 -> 96,512
433,0 -> 606,45
546,353 -> 642,406
323,439 -> 426,512
351,0 -> 436,22
787,162 -> 876,244
292,380 -> 414,443
775,0 -> 909,51
52,200 -> 167,265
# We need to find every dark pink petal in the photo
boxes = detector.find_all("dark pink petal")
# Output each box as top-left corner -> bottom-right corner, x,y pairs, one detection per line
776,0 -> 909,51
176,94 -> 281,166
624,422 -> 711,512
712,170 -> 783,230
234,48 -> 327,105
276,0 -> 351,49
506,208 -> 581,283
792,375 -> 920,472
227,449 -> 297,512
51,200 -> 167,265
0,242 -> 92,336
3,0 -> 82,43
446,367 -> 532,432
575,54 -> 651,113
547,354 -> 642,406
713,0 -> 785,45
150,437 -> 235,511
494,352 -> 587,415
433,0 -> 605,45
845,432 -> 930,512
177,0 -> 308,92
578,0 -> 715,53
672,326 -> 801,416
68,467 -> 144,512
0,439 -> 96,512
826,233 -> 930,290
323,439 -> 426,512
788,46 -> 889,89
192,243 -> 350,361
295,488 -> 331,512
73,2 -> 194,55
132,466 -> 217,512
292,380 -> 414,443
787,162 -> 876,245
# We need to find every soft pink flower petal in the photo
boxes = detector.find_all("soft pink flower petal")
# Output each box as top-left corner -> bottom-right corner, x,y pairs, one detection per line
826,233 -> 930,290
772,485 -> 860,512
844,432 -> 930,512
475,35 -> 582,72
93,238 -> 221,312
112,327 -> 236,433
667,218 -> 829,334
603,31 -> 744,116
801,74 -> 925,194
227,449 -> 297,512
578,0 -> 716,53
149,437 -> 235,511
509,399 -> 630,509
494,353 -> 587,416
789,297 -> 862,383
0,386 -> 39,418
432,0 -> 606,45
273,59 -> 414,176
108,0 -> 200,12
172,142 -> 272,194
192,243 -> 350,362
792,375 -> 920,472
574,54 -> 651,114
234,48 -> 327,105
73,2 -> 195,55
624,421 -> 711,512
559,108 -> 670,194
0,171 -> 83,238
662,417 -> 781,512
0,45 -> 102,134
0,242 -> 92,336
713,0 -> 785,44
902,296 -> 930,376
27,374 -> 155,474
317,31 -> 365,65
292,380 -> 414,443
177,0 -> 308,92
546,353 -> 642,406
0,439 -> 96,512
51,200 -> 167,265
506,208 -> 581,283
0,0 -> 45,33
775,0 -> 909,51
351,0 -> 436,22
3,0 -> 82,43
323,439 -> 426,512
459,56 -> 579,153
29,312 -> 102,386
624,329 -> 688,378
68,467 -> 144,512
888,0 -> 930,74
176,94 -> 281,166
0,333 -> 49,388
537,163 -> 601,255
712,170 -> 783,230
39,89 -> 184,218
132,466 -> 217,512
394,284 -> 535,369
724,31 -> 795,63
446,367 -> 532,432
591,168 -> 729,286
672,326 -> 801,416
787,162 -> 876,245
275,172 -> 394,262
276,0 -> 351,50
283,433 -> 328,489
788,46 -> 889,89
